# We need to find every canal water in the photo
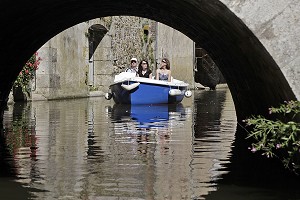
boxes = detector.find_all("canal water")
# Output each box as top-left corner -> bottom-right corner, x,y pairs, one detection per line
1,87 -> 300,200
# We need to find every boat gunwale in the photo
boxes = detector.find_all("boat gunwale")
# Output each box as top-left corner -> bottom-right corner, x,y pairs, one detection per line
110,77 -> 189,88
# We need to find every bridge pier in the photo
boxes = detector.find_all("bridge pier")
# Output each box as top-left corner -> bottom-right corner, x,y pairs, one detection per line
0,92 -> 9,125
0,70 -> 16,124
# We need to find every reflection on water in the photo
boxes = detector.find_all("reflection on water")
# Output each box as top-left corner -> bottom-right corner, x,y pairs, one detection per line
110,103 -> 186,133
1,88 -> 299,199
191,89 -> 236,195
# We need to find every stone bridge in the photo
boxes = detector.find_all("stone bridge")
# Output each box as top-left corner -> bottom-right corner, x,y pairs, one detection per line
0,0 -> 299,122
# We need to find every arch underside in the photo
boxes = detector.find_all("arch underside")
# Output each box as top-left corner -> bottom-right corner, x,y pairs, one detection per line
0,0 -> 296,121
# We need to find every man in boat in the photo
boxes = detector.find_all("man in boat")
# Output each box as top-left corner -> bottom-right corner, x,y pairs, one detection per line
125,57 -> 138,74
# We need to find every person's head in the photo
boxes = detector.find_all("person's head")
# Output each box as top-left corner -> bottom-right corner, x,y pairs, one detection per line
139,60 -> 149,71
160,58 -> 170,70
130,57 -> 137,68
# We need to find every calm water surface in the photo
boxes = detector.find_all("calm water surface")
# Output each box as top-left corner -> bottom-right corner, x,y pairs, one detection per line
1,88 -> 300,199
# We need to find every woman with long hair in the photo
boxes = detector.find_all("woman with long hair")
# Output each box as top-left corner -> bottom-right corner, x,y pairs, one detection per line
156,58 -> 171,82
137,60 -> 152,78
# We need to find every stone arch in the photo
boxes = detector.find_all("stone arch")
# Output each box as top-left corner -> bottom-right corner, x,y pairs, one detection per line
0,0 -> 297,121
88,24 -> 108,60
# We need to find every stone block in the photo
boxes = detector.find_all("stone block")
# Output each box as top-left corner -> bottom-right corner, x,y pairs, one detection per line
36,75 -> 50,88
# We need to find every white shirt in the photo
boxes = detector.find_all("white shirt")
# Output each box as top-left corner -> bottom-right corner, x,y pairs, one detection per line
125,67 -> 137,73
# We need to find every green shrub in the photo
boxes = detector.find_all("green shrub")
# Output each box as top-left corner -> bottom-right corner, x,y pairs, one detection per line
244,100 -> 300,174
14,52 -> 41,94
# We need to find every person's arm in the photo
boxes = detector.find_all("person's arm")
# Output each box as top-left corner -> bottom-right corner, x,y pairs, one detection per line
149,73 -> 153,79
156,70 -> 159,80
168,70 -> 172,82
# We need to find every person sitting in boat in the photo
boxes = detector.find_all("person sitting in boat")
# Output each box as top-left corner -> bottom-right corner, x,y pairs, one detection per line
137,59 -> 152,78
156,58 -> 171,82
125,57 -> 138,74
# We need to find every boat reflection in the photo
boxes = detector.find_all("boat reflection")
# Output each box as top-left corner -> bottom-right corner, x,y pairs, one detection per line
110,103 -> 187,134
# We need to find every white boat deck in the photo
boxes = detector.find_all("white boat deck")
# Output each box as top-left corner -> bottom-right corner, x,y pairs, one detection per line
113,72 -> 189,87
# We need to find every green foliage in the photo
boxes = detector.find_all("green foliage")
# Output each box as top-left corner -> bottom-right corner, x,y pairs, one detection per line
244,100 -> 300,174
89,85 -> 98,91
14,52 -> 41,94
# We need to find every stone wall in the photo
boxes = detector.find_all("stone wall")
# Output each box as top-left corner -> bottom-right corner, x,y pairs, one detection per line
32,19 -> 100,100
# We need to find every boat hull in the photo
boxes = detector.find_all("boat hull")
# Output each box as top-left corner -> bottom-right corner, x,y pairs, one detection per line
110,80 -> 187,104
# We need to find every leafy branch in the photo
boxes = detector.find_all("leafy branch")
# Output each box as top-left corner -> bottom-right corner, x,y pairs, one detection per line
244,100 -> 300,174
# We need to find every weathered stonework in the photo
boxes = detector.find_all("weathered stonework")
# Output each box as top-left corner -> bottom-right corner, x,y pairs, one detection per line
33,22 -> 93,100
220,0 -> 300,99
90,16 -> 158,92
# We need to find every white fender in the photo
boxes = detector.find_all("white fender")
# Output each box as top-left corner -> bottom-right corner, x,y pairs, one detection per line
105,92 -> 113,100
169,89 -> 182,96
121,82 -> 140,91
184,90 -> 192,98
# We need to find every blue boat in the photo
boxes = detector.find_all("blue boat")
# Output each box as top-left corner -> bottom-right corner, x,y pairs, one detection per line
105,73 -> 192,104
